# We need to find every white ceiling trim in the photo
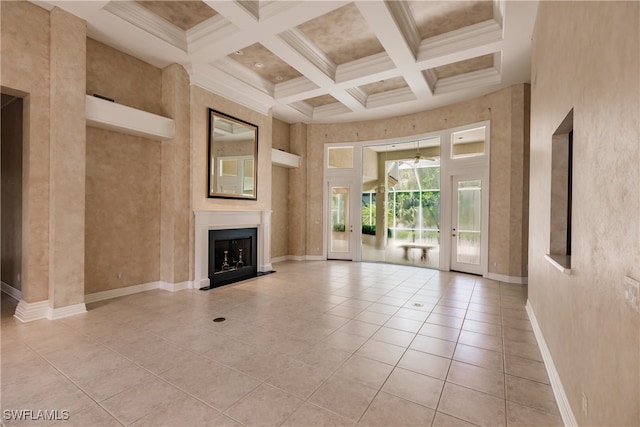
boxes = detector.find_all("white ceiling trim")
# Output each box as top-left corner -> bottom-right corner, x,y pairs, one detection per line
103,1 -> 188,52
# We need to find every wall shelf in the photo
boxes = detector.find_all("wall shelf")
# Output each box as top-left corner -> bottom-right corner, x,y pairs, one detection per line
272,149 -> 300,168
85,95 -> 175,140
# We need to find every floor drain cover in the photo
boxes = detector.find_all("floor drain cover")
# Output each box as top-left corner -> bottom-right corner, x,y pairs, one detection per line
413,303 -> 424,307
213,317 -> 226,323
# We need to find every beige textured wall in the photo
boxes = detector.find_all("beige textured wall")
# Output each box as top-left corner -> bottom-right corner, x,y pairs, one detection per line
1,97 -> 23,291
1,1 -> 51,303
49,8 -> 86,307
160,64 -> 192,285
86,38 -> 163,115
271,118 -> 290,259
190,86 -> 272,212
85,41 -> 162,294
529,2 -> 639,425
300,84 -> 529,277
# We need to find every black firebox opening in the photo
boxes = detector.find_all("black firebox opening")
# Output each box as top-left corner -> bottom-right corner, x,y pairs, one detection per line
203,228 -> 258,290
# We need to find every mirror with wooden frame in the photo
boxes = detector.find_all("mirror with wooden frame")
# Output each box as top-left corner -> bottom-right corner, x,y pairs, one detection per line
208,109 -> 258,200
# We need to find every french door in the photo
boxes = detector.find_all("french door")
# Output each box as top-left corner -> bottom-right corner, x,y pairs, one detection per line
327,180 -> 359,260
450,175 -> 484,275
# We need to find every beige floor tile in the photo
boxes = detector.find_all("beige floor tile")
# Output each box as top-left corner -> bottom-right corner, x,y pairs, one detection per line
398,349 -> 451,380
394,307 -> 430,322
323,330 -> 368,353
453,344 -> 504,372
409,334 -> 456,358
432,412 -> 480,426
458,329 -> 503,352
462,319 -> 503,337
295,343 -> 352,371
506,401 -> 563,427
467,303 -> 501,315
327,305 -> 365,318
501,317 -> 533,332
335,354 -> 393,389
51,404 -> 122,427
160,357 -> 260,411
502,327 -> 537,345
2,372 -> 95,423
338,320 -> 381,338
500,307 -> 529,321
505,375 -> 560,415
504,353 -> 550,384
355,339 -> 406,365
281,402 -> 354,427
358,391 -> 435,426
446,361 -> 505,398
503,338 -> 543,362
100,377 -> 186,425
382,367 -> 444,409
130,394 -> 241,427
355,310 -> 393,326
309,376 -> 378,421
376,296 -> 409,307
427,313 -> 464,329
370,326 -> 415,347
465,310 -> 502,326
438,383 -> 506,427
266,359 -> 332,399
384,316 -> 423,333
418,323 -> 461,342
432,305 -> 467,319
224,384 -> 303,427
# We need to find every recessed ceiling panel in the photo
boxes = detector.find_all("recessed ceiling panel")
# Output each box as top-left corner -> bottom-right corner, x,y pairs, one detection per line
409,1 -> 493,40
434,54 -> 494,79
230,44 -> 302,84
297,3 -> 384,65
359,77 -> 409,96
136,1 -> 217,31
305,94 -> 339,108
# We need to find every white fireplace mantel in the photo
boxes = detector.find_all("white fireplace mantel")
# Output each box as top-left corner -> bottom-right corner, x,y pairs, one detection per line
194,210 -> 272,289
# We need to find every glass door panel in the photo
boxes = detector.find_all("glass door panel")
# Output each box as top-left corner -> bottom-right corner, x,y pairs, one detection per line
451,177 -> 483,274
328,183 -> 357,260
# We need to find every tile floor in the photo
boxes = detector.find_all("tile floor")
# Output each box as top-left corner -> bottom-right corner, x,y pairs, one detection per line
1,261 -> 563,427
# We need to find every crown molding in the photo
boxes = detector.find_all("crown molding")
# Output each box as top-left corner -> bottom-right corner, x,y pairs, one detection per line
274,76 -> 320,102
186,14 -> 236,55
279,28 -> 337,81
365,87 -> 416,109
336,52 -> 397,85
435,68 -> 501,95
103,1 -> 187,52
417,20 -> 503,68
313,102 -> 352,120
213,57 -> 275,96
386,0 -> 421,55
190,65 -> 273,115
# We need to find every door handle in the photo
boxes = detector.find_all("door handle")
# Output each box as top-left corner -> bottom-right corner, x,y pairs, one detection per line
350,225 -> 353,232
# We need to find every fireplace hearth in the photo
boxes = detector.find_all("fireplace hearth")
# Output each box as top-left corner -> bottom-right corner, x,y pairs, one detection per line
203,228 -> 258,289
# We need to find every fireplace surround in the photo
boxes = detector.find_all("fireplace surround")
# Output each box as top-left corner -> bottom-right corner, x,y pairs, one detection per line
194,210 -> 272,289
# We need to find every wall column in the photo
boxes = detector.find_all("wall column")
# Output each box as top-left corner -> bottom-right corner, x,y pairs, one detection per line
289,123 -> 308,257
160,64 -> 191,287
46,7 -> 87,317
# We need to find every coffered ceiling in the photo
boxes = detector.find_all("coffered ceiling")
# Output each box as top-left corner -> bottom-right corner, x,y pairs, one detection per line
34,0 -> 538,124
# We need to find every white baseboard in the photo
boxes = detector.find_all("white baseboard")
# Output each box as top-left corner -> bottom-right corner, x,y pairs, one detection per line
159,280 -> 193,292
48,303 -> 87,320
14,300 -> 49,323
486,272 -> 528,284
260,263 -> 273,272
1,281 -> 22,301
85,281 -> 162,304
526,300 -> 577,426
271,255 -> 324,263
